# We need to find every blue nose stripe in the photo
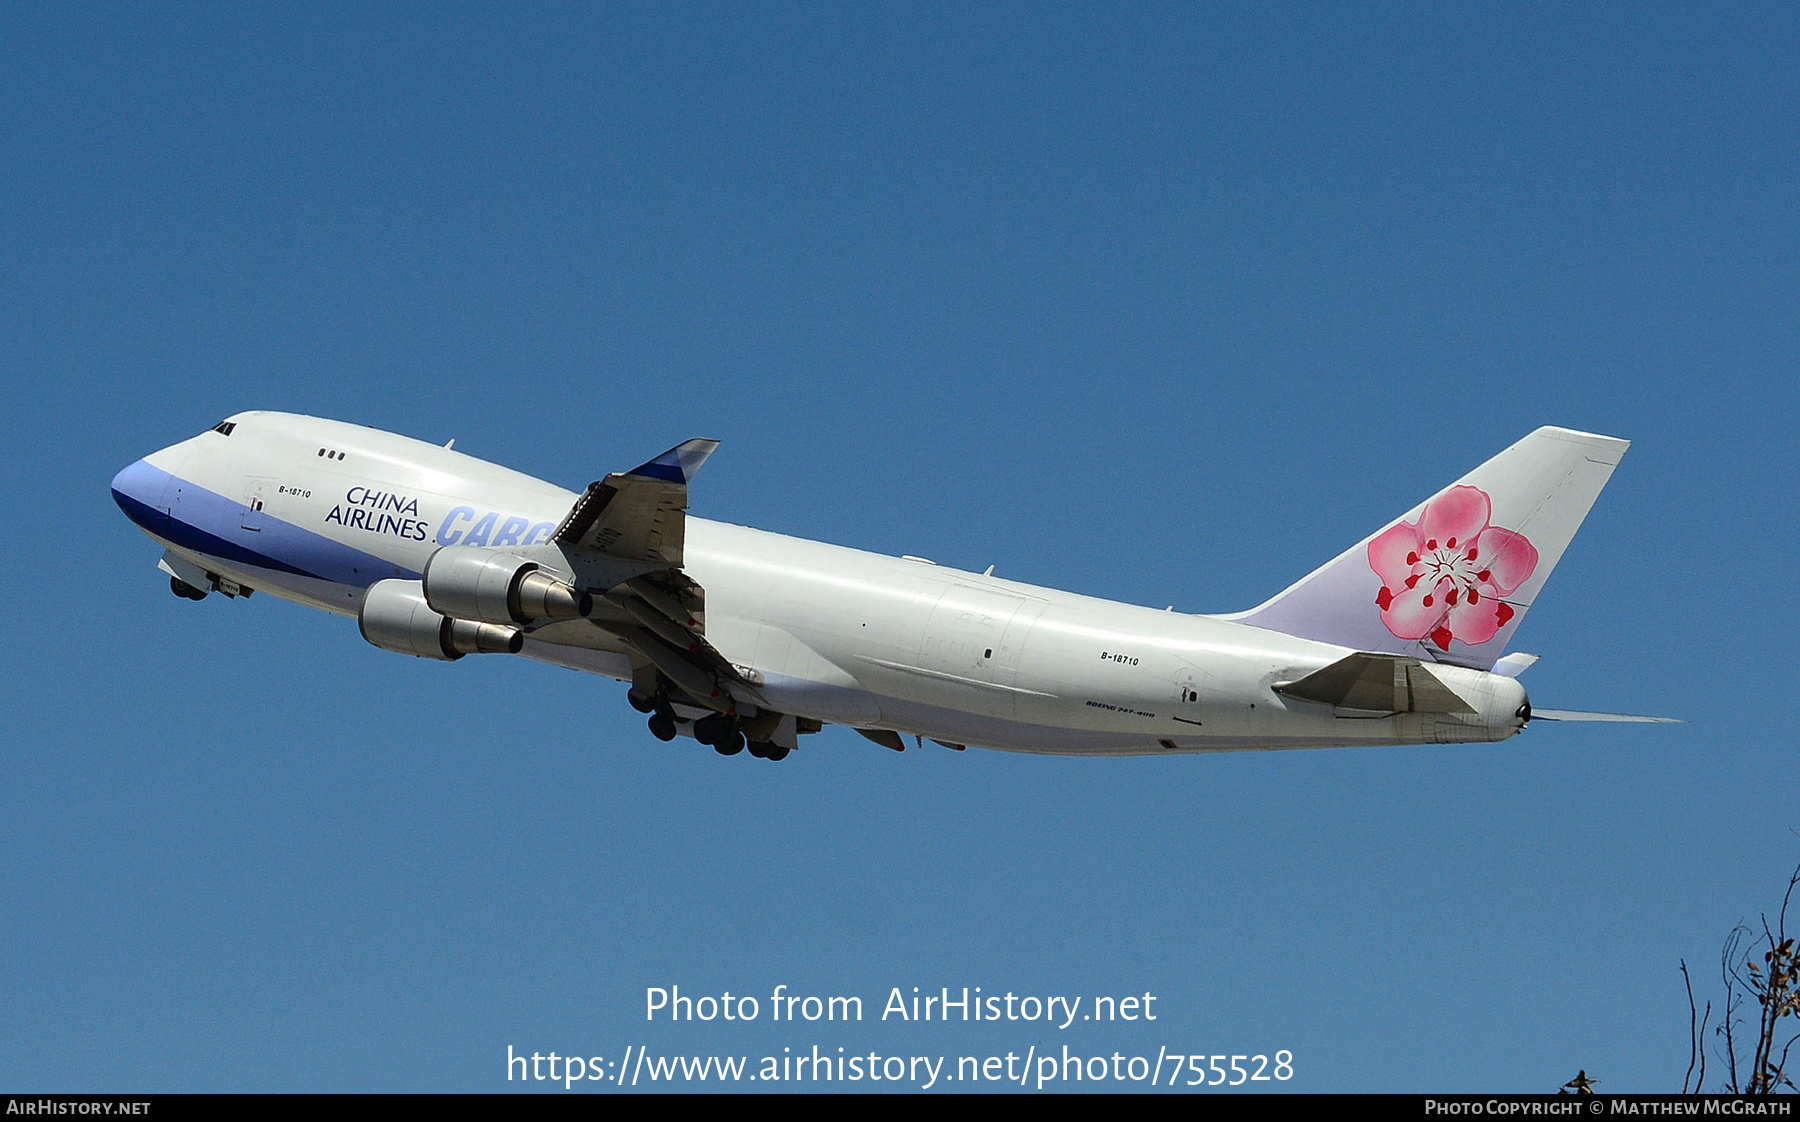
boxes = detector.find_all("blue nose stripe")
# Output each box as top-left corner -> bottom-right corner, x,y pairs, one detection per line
111,459 -> 170,534
110,460 -> 419,586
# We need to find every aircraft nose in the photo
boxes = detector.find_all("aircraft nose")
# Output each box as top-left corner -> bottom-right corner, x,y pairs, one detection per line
111,458 -> 171,534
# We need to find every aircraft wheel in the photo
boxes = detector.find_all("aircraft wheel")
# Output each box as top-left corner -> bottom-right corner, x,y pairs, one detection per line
170,576 -> 206,600
714,731 -> 745,756
746,740 -> 770,759
693,714 -> 729,747
763,745 -> 790,762
627,691 -> 655,714
647,713 -> 677,742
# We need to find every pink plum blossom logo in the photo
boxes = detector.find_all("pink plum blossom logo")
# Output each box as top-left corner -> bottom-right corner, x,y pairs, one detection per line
1367,485 -> 1538,652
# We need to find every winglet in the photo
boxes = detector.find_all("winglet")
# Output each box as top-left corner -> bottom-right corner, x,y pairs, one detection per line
628,438 -> 721,484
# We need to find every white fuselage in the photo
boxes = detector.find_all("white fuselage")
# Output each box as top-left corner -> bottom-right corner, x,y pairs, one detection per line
113,412 -> 1527,755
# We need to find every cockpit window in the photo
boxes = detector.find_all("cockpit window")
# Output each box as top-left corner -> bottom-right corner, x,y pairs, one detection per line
210,421 -> 236,436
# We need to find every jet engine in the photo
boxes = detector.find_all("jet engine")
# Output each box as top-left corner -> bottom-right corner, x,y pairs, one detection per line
421,546 -> 593,625
359,578 -> 523,661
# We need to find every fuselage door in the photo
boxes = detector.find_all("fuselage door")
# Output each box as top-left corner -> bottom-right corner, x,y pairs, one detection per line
919,584 -> 1026,679
1175,666 -> 1200,705
1172,663 -> 1208,730
241,477 -> 274,532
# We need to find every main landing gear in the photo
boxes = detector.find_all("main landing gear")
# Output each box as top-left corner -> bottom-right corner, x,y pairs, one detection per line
628,692 -> 682,742
694,714 -> 788,759
628,687 -> 790,760
170,576 -> 207,601
694,714 -> 746,757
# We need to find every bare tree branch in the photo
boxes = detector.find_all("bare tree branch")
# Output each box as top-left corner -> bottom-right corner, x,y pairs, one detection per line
1696,861 -> 1800,1095
1722,923 -> 1747,1093
1684,959 -> 1710,1093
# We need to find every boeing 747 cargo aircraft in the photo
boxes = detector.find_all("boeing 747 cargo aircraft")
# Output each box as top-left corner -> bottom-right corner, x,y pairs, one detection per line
111,413 -> 1666,761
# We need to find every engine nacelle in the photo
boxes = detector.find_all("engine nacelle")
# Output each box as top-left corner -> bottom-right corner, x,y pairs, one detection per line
422,546 -> 593,625
359,578 -> 523,661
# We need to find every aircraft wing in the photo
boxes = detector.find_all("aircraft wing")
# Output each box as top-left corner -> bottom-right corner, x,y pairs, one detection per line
548,438 -> 760,712
553,438 -> 720,565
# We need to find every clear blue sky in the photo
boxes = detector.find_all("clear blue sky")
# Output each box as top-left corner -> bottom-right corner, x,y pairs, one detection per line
2,3 -> 1794,1092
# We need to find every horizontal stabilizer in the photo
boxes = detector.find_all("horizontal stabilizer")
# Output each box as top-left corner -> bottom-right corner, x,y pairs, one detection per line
1531,708 -> 1681,724
1274,652 -> 1475,715
1491,652 -> 1539,679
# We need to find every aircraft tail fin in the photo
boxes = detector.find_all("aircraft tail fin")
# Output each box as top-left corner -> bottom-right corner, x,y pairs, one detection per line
1224,427 -> 1629,670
